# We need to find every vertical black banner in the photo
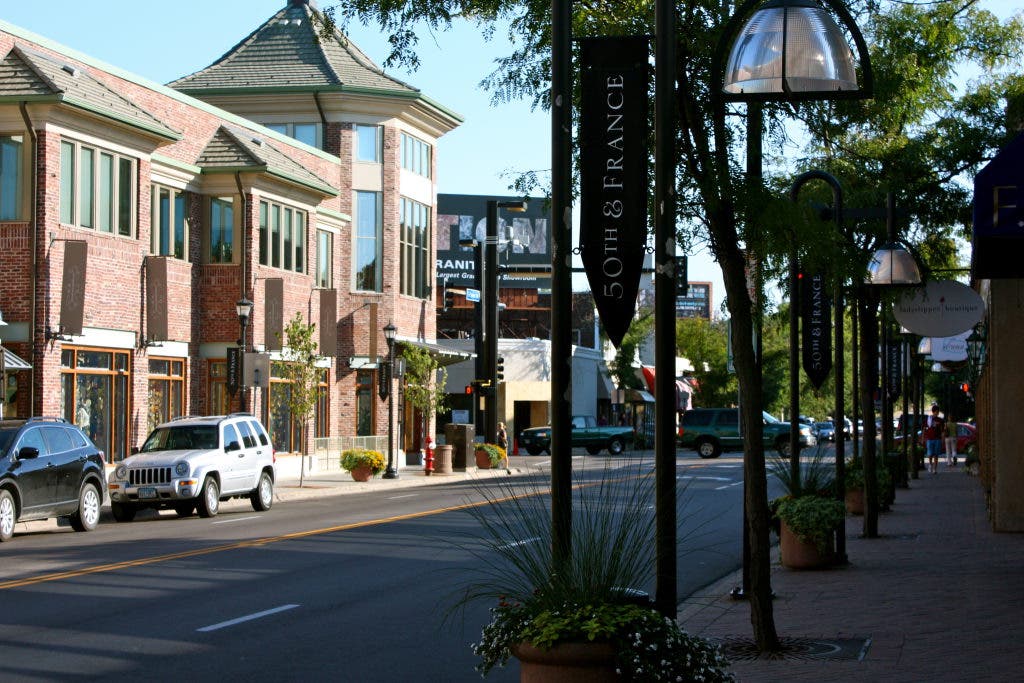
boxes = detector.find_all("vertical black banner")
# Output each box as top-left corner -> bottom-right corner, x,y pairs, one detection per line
579,36 -> 649,348
887,339 -> 902,400
800,271 -> 832,389
226,347 -> 241,396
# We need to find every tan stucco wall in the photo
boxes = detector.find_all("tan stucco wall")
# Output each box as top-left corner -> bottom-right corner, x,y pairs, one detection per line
988,279 -> 1024,530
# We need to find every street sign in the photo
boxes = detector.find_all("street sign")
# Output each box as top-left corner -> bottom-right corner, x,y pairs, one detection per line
465,287 -> 480,302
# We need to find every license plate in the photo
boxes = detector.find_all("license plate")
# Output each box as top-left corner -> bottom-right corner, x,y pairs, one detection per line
138,487 -> 157,499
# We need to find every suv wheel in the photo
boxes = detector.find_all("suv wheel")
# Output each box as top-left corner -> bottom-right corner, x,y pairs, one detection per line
607,438 -> 625,456
776,439 -> 796,458
0,489 -> 15,542
69,482 -> 101,532
525,446 -> 541,456
111,502 -> 137,522
585,445 -> 602,455
251,471 -> 274,512
196,476 -> 220,518
696,438 -> 722,459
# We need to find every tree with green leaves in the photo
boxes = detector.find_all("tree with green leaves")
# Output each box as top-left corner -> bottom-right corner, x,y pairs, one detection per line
273,312 -> 323,487
398,342 -> 449,455
313,0 -> 1024,652
675,316 -> 736,408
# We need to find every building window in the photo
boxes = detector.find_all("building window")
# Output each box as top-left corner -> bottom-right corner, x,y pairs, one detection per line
59,139 -> 136,236
147,358 -> 185,433
60,347 -> 130,463
0,134 -> 23,221
266,122 -> 320,149
208,196 -> 234,263
356,370 -> 374,436
316,229 -> 333,288
400,197 -> 431,299
315,369 -> 329,438
259,200 -> 306,273
268,364 -> 303,453
151,185 -> 188,259
400,133 -> 431,178
209,361 -> 231,415
354,191 -> 382,292
354,124 -> 382,162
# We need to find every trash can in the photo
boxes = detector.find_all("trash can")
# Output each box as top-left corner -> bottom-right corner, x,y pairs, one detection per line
434,444 -> 453,474
445,423 -> 475,472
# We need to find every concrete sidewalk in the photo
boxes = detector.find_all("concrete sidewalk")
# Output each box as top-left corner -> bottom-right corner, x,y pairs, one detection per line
679,463 -> 1024,682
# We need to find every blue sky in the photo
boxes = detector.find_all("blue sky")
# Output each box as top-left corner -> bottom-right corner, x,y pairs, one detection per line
2,0 -> 1019,313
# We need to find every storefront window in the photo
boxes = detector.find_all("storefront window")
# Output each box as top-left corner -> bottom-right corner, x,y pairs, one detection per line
148,358 -> 185,433
209,361 -> 231,415
356,370 -> 373,436
60,347 -> 130,462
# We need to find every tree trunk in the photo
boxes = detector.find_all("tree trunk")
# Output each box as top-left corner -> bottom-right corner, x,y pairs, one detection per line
719,241 -> 781,652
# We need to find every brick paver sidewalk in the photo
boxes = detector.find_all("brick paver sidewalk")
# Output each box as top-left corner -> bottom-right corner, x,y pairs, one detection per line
679,465 -> 1024,682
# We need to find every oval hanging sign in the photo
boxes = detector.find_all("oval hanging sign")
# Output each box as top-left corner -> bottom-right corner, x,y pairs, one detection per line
894,280 -> 984,337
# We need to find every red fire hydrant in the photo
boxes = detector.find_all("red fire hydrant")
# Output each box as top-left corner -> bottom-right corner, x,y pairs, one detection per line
424,437 -> 435,475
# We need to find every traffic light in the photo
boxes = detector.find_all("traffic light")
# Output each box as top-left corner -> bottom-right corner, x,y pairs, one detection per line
960,382 -> 971,394
443,285 -> 455,311
496,356 -> 505,382
465,384 -> 473,395
675,256 -> 689,296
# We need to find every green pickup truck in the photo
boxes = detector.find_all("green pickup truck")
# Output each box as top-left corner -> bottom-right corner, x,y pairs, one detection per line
519,415 -> 634,456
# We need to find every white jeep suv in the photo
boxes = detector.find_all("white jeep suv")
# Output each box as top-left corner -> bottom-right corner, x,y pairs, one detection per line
107,413 -> 276,521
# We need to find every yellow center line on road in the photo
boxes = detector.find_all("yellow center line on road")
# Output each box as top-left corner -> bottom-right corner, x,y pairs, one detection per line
0,471 -> 643,591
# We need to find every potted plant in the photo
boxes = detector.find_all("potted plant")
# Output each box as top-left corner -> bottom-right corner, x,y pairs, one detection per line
474,442 -> 506,470
453,460 -> 733,681
843,457 -> 892,515
340,448 -> 385,482
774,494 -> 846,569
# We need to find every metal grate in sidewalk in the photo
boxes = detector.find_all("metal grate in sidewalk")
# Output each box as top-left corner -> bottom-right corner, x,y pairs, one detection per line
713,636 -> 871,661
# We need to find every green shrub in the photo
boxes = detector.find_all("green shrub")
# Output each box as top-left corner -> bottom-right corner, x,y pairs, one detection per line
775,494 -> 846,552
340,448 -> 385,474
844,457 -> 891,493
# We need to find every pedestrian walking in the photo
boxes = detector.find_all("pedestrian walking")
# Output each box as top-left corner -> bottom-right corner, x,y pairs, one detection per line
923,403 -> 945,474
944,415 -> 958,467
496,422 -> 511,474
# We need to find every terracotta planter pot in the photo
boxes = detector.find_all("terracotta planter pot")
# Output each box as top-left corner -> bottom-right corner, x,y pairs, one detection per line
512,641 -> 618,683
845,488 -> 865,515
780,520 -> 834,570
475,450 -> 493,469
350,466 -> 373,482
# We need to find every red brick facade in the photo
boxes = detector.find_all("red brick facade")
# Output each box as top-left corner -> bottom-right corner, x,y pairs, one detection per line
0,25 -> 454,461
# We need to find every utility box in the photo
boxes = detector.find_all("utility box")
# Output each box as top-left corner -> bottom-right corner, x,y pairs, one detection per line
445,423 -> 475,472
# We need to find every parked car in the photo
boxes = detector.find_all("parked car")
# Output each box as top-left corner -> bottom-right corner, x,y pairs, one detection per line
106,413 -> 276,521
814,421 -> 836,442
0,417 -> 106,542
677,408 -> 816,459
894,422 -> 977,453
518,415 -> 635,456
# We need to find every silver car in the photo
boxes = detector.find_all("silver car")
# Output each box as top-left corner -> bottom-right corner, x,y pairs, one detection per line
107,413 -> 276,521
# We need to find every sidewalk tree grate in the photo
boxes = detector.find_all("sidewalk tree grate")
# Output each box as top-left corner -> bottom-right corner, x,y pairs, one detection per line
714,636 -> 870,662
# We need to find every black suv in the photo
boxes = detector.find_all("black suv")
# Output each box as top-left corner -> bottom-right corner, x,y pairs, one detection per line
0,417 -> 106,542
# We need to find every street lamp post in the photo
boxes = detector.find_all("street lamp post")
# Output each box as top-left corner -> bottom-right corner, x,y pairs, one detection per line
458,236 -> 485,437
236,297 -> 253,410
715,0 -> 873,598
383,321 -> 398,480
484,199 -> 526,445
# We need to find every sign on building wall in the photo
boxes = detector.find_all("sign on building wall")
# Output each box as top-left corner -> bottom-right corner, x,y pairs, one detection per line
60,240 -> 88,336
973,131 -> 1024,278
676,282 -> 712,319
265,278 -> 284,350
437,194 -> 551,289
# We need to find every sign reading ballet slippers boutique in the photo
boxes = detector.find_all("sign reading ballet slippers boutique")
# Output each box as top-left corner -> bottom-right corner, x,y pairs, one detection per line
894,279 -> 985,338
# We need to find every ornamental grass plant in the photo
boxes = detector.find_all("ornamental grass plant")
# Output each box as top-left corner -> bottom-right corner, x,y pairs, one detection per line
449,457 -> 733,681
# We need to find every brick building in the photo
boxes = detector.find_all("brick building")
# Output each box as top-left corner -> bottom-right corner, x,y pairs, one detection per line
0,0 -> 460,462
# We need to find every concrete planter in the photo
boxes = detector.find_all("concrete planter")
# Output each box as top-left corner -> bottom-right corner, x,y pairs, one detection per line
511,642 -> 618,683
780,520 -> 834,570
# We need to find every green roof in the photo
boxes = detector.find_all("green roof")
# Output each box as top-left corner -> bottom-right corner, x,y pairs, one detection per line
168,1 -> 419,97
0,45 -> 180,140
196,125 -> 337,197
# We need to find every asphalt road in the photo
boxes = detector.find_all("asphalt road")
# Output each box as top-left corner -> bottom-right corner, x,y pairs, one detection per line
0,451 -> 768,682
